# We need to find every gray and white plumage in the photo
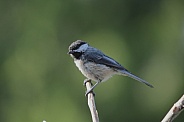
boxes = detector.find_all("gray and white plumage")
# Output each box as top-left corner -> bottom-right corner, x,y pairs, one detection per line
68,40 -> 153,94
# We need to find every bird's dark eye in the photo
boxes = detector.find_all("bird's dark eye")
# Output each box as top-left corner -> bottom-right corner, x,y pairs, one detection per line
72,52 -> 82,59
69,45 -> 79,51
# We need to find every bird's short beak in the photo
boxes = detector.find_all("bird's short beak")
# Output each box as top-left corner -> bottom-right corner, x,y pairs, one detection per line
67,50 -> 73,54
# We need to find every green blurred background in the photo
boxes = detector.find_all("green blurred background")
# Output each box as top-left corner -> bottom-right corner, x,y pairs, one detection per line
1,0 -> 184,122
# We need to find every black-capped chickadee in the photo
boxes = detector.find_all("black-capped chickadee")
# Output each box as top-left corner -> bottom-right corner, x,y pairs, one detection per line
68,40 -> 153,95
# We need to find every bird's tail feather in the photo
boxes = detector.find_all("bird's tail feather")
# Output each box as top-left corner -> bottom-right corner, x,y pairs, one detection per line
120,70 -> 154,88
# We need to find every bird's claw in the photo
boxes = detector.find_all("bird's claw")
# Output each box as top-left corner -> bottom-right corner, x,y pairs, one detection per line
83,79 -> 92,86
84,79 -> 95,97
85,90 -> 95,97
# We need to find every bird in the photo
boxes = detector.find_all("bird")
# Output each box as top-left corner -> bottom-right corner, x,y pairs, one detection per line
68,40 -> 153,96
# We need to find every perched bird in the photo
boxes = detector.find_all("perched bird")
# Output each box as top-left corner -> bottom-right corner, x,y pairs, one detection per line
68,40 -> 153,95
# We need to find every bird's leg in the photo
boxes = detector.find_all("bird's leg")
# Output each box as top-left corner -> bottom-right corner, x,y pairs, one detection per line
85,81 -> 100,97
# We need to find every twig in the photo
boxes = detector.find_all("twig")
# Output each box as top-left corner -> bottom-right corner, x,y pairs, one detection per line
85,79 -> 99,122
161,94 -> 184,122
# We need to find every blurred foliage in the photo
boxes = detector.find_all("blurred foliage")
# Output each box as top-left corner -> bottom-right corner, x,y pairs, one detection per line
0,0 -> 184,122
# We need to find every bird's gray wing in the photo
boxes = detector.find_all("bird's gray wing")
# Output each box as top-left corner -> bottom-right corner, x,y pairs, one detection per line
84,47 -> 128,71
84,47 -> 154,88
98,55 -> 127,70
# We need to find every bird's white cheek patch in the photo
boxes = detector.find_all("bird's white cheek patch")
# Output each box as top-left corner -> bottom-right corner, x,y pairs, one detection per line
70,54 -> 75,58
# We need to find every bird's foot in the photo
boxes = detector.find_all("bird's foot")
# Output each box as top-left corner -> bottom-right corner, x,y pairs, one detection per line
83,79 -> 93,86
83,79 -> 95,97
85,89 -> 95,97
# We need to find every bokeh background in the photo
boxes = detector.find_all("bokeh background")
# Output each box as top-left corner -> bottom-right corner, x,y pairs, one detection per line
1,0 -> 184,122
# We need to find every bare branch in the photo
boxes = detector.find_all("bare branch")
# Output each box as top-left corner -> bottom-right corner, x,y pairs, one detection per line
85,79 -> 99,122
161,94 -> 184,122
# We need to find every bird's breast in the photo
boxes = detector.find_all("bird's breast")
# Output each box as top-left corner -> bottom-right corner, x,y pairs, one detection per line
74,60 -> 116,82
